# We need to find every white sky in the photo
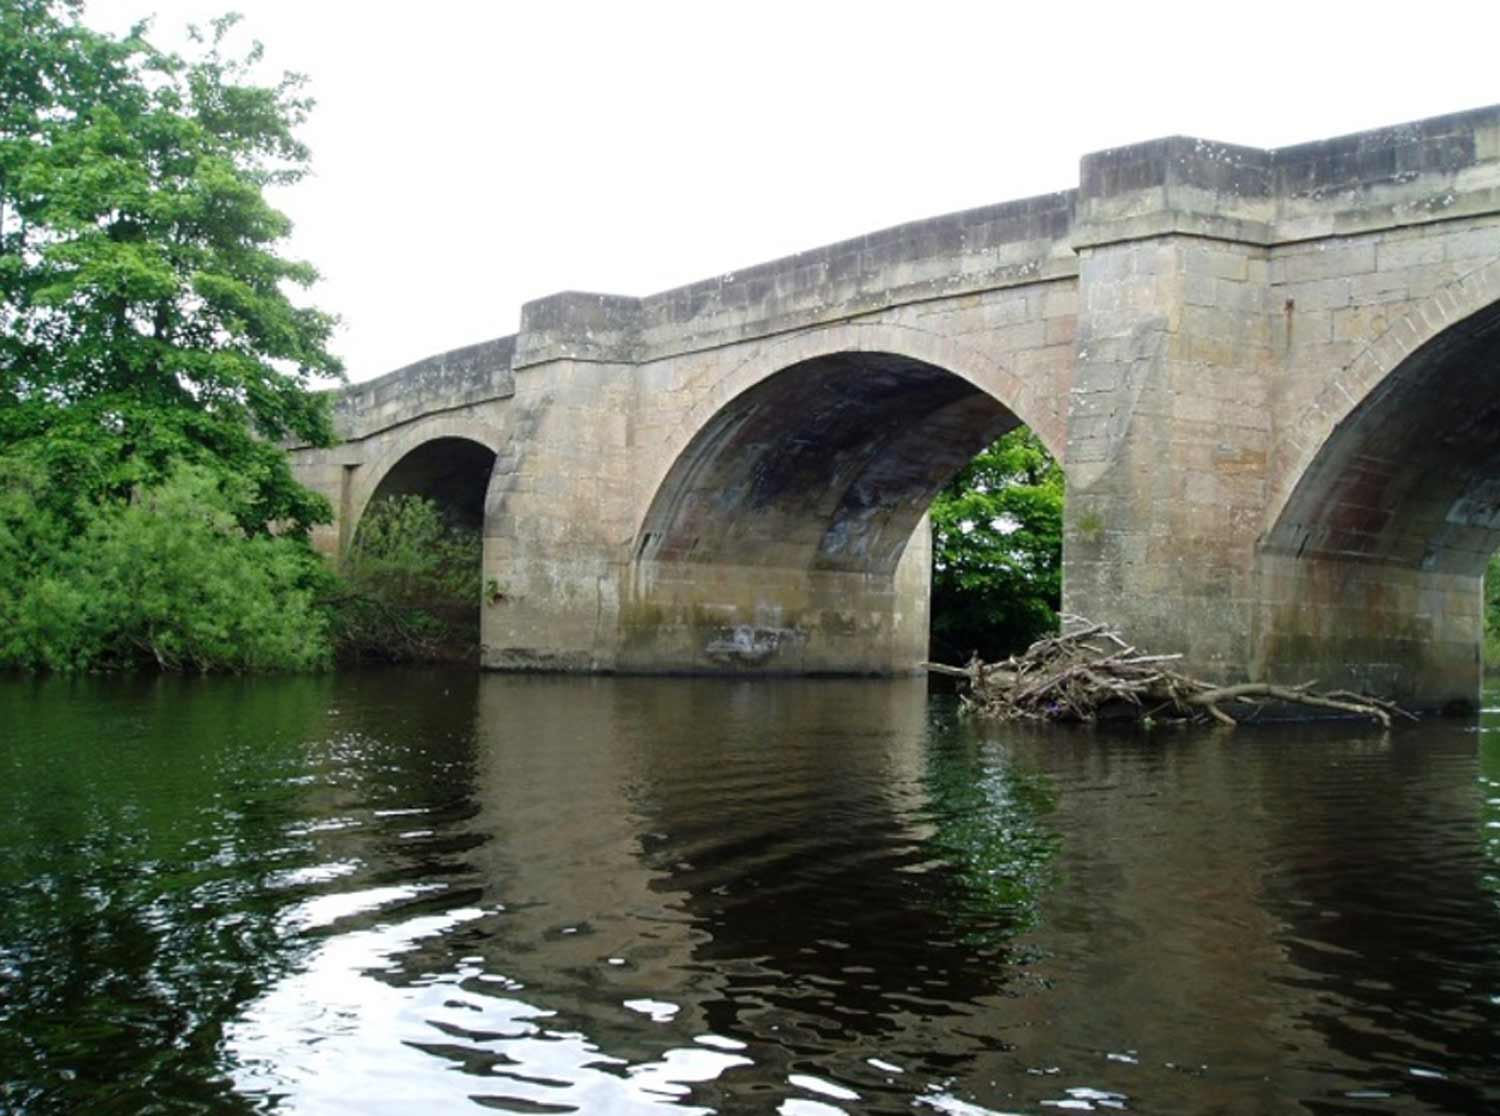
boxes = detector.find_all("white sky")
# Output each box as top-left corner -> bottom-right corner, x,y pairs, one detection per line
96,0 -> 1500,383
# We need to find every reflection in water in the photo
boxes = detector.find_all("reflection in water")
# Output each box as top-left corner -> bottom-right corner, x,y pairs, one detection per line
989,721 -> 1500,1115
920,730 -> 1059,942
3,674 -> 1500,1113
1250,720 -> 1500,1113
0,674 -> 338,1114
226,678 -> 1062,1114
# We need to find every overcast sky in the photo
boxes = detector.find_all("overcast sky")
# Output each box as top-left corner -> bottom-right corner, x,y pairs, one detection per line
99,0 -> 1500,383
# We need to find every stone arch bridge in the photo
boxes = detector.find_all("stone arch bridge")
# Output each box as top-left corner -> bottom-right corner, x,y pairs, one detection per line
290,106 -> 1500,710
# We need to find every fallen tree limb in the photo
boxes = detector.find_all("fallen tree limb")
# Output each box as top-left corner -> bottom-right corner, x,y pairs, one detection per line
926,617 -> 1412,728
1323,690 -> 1422,722
920,661 -> 979,680
1187,683 -> 1392,728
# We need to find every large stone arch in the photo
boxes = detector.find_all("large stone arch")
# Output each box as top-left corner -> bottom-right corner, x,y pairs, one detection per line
1265,258 -> 1500,570
619,327 -> 1063,673
1268,254 -> 1500,536
1254,260 -> 1500,706
640,320 -> 1066,519
347,416 -> 508,547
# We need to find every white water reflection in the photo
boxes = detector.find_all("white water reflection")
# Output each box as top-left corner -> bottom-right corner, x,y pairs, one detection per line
266,861 -> 361,889
777,1100 -> 848,1115
916,1091 -> 1025,1115
229,900 -> 762,1114
693,1034 -> 746,1052
280,884 -> 449,933
623,998 -> 681,1023
787,1072 -> 860,1101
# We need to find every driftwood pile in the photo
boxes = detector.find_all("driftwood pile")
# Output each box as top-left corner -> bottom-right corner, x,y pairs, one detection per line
925,616 -> 1414,728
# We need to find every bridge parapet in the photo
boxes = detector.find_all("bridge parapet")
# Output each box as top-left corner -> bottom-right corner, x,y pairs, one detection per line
330,335 -> 516,441
514,191 -> 1078,370
1075,105 -> 1500,251
1272,106 -> 1500,238
515,291 -> 642,368
1075,136 -> 1275,248
510,109 -> 1500,388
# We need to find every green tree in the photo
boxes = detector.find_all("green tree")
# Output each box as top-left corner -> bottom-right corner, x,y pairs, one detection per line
0,0 -> 341,534
930,427 -> 1063,662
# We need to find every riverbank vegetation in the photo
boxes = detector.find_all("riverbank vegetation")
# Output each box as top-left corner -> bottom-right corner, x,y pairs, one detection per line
0,4 -> 506,675
0,467 -> 481,671
0,461 -> 332,671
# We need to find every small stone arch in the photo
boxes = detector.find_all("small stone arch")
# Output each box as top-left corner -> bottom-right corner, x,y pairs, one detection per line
346,416 -> 508,549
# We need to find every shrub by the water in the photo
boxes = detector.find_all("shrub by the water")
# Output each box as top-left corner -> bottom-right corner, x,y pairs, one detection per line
0,476 -> 485,673
329,495 -> 483,663
0,463 -> 333,672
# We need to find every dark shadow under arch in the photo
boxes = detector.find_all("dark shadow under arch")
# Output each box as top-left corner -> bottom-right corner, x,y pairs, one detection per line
636,351 -> 1024,578
363,437 -> 498,533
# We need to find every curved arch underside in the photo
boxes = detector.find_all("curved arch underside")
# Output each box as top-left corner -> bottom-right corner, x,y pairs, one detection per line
365,437 -> 498,531
638,352 -> 1021,578
1267,300 -> 1500,577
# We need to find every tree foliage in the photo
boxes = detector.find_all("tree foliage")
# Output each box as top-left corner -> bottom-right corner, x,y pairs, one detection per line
343,495 -> 484,607
0,2 -> 351,673
0,0 -> 341,534
0,461 -> 333,671
930,428 -> 1063,662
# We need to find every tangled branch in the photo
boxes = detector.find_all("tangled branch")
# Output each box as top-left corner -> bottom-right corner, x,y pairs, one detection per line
925,615 -> 1415,728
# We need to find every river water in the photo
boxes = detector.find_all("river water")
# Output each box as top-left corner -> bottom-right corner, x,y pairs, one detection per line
2,671 -> 1499,1115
